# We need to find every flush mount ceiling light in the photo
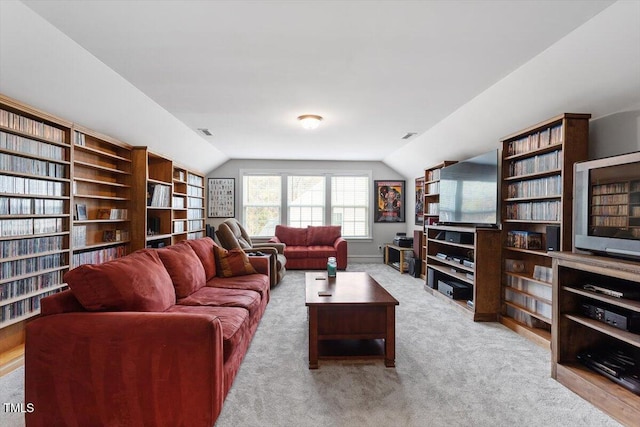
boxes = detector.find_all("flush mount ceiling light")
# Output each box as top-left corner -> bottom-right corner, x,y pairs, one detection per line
297,114 -> 323,130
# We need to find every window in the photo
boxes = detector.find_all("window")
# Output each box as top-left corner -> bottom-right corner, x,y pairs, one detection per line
241,170 -> 371,238
331,176 -> 369,237
288,176 -> 325,228
242,175 -> 281,236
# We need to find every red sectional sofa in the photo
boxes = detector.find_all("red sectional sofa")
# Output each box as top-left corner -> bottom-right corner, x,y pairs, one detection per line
25,237 -> 270,427
268,225 -> 347,270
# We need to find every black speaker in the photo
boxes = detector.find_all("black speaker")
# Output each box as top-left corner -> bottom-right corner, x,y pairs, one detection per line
426,267 -> 437,289
546,225 -> 561,251
409,258 -> 421,278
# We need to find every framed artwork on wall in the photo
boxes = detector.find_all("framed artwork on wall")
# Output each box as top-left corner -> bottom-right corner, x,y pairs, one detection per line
415,177 -> 424,226
374,180 -> 405,223
208,178 -> 235,218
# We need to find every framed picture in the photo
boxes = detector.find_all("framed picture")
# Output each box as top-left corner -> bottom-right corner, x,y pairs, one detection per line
374,180 -> 405,223
208,178 -> 235,218
75,203 -> 87,221
415,177 -> 424,226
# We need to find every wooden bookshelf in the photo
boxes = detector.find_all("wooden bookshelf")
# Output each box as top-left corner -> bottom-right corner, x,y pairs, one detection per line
186,171 -> 206,240
421,161 -> 457,280
71,125 -> 132,266
500,113 -> 590,348
0,94 -> 72,352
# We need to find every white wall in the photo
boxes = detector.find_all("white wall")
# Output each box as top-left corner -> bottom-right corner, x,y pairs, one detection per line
207,159 -> 406,262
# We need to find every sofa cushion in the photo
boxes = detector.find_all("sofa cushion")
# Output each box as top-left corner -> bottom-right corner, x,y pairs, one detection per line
283,246 -> 308,259
178,287 -> 261,318
166,305 -> 249,363
158,243 -> 206,298
307,245 -> 337,258
274,225 -> 308,246
207,274 -> 270,300
185,237 -> 217,280
213,247 -> 257,277
64,249 -> 175,312
307,225 -> 341,246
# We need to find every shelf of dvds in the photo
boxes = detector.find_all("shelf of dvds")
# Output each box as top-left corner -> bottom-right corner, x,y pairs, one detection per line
500,113 -> 590,348
187,171 -> 205,240
0,94 -> 72,354
421,161 -> 457,280
72,125 -> 132,267
550,251 -> 640,426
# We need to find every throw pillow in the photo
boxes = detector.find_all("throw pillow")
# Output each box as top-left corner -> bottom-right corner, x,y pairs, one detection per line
213,246 -> 257,278
64,249 -> 176,312
157,243 -> 207,298
185,237 -> 217,280
307,226 -> 342,246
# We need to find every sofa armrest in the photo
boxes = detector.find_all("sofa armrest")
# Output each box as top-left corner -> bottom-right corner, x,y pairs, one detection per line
252,242 -> 285,254
334,237 -> 348,270
26,312 -> 225,427
267,236 -> 282,245
247,254 -> 270,279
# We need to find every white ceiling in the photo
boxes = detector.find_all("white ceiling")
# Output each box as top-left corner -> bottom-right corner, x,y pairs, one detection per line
18,0 -> 628,174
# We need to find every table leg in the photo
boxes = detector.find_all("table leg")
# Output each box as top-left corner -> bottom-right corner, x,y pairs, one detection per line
308,306 -> 319,369
384,305 -> 396,367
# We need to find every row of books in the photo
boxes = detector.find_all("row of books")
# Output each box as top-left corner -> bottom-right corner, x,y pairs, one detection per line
592,205 -> 629,216
0,175 -> 66,196
506,175 -> 561,199
173,221 -> 185,233
426,182 -> 439,195
188,198 -> 203,208
505,200 -> 561,221
174,170 -> 186,182
426,203 -> 439,215
147,183 -> 171,207
0,290 -> 60,322
592,194 -> 629,205
591,216 -> 629,227
0,197 -> 65,215
96,208 -> 128,220
188,174 -> 203,186
506,230 -> 543,250
0,270 -> 64,301
73,131 -> 86,146
592,182 -> 630,196
507,150 -> 563,178
505,124 -> 563,157
0,235 -> 64,258
0,218 -> 64,237
73,246 -> 127,267
187,231 -> 205,240
505,305 -> 547,329
0,153 -> 67,179
187,208 -> 204,220
425,168 -> 441,182
102,229 -> 129,242
0,108 -> 65,143
0,131 -> 66,161
188,220 -> 204,231
72,225 -> 86,248
172,196 -> 185,209
506,270 -> 552,295
187,185 -> 204,197
1,253 -> 65,279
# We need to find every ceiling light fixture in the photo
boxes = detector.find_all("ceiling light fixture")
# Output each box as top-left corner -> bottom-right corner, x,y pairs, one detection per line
402,132 -> 417,140
198,128 -> 213,136
298,114 -> 323,130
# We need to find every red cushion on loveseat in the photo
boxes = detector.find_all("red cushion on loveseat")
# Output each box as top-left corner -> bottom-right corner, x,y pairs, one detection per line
307,225 -> 341,245
158,243 -> 206,298
185,237 -> 217,280
274,225 -> 308,246
64,249 -> 176,312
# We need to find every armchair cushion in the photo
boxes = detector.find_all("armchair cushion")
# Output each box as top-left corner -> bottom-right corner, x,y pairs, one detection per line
214,247 -> 257,278
64,249 -> 175,312
307,225 -> 342,246
158,243 -> 206,298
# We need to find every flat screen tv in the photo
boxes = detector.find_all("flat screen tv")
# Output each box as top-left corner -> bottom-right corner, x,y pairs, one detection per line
574,151 -> 640,260
439,150 -> 499,227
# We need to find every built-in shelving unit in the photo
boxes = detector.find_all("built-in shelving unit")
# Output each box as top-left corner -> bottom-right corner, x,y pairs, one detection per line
551,251 -> 640,426
0,94 -> 72,357
424,224 -> 501,321
71,125 -> 132,266
186,172 -> 205,240
421,161 -> 456,280
500,113 -> 590,348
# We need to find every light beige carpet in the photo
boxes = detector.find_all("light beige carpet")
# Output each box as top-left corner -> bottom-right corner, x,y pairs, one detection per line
0,264 -> 622,427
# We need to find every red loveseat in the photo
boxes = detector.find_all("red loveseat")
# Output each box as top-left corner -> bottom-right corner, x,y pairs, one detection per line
268,225 -> 347,270
25,237 -> 269,427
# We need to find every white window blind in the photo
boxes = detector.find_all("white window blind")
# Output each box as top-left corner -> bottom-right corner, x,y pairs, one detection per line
331,176 -> 369,238
287,176 -> 325,228
242,175 -> 281,236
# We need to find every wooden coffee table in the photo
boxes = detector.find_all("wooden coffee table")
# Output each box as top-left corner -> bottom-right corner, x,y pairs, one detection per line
305,271 -> 399,369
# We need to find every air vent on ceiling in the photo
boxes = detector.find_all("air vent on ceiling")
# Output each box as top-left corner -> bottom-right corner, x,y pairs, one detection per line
198,128 -> 213,136
401,132 -> 417,140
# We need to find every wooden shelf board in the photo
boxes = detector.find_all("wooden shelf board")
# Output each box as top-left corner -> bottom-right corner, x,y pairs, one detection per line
563,286 -> 640,313
146,234 -> 172,241
565,314 -> 640,349
426,256 -> 474,279
0,231 -> 69,242
73,177 -> 130,188
1,169 -> 69,182
0,309 -> 41,329
504,286 -> 552,305
503,142 -> 563,160
504,194 -> 561,202
0,344 -> 25,377
503,169 -> 561,182
73,144 -> 131,162
0,266 -> 69,286
74,160 -> 130,175
0,214 -> 68,219
0,147 -> 70,165
0,124 -> 69,147
0,283 -> 67,308
74,219 -> 130,224
148,178 -> 172,186
504,271 -> 552,287
503,246 -> 550,256
0,249 -> 69,263
0,192 -> 69,200
73,240 -> 130,252
503,300 -> 551,324
499,315 -> 551,349
73,194 -> 128,201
